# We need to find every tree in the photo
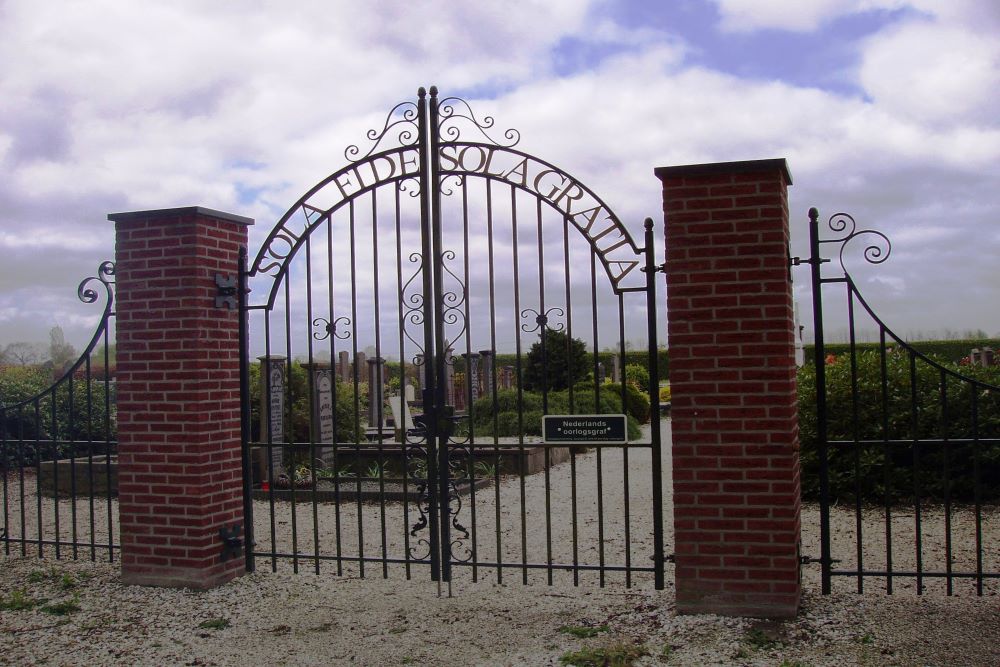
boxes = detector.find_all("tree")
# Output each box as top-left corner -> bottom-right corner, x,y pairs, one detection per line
521,329 -> 588,392
1,342 -> 43,366
48,326 -> 77,375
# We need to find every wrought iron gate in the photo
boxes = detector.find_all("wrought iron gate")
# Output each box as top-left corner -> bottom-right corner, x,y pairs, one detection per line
804,208 -> 999,596
239,87 -> 666,588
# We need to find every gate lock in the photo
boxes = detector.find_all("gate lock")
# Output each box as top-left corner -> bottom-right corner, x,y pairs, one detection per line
219,524 -> 244,562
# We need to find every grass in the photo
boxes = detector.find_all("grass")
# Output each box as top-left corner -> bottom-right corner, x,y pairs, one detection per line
198,617 -> 231,630
744,627 -> 782,651
560,640 -> 647,667
558,624 -> 609,639
40,595 -> 81,616
0,589 -> 41,611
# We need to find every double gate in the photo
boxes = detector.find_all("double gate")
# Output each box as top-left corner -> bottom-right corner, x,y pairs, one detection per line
239,87 -> 666,588
804,208 -> 999,595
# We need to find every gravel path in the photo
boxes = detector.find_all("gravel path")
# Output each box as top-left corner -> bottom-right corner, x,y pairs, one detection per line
2,419 -> 998,666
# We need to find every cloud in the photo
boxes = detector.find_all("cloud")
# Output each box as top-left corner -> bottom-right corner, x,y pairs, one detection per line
0,0 -> 998,350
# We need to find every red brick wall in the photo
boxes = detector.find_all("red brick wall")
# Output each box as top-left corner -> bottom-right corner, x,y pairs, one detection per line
655,160 -> 801,618
111,207 -> 252,588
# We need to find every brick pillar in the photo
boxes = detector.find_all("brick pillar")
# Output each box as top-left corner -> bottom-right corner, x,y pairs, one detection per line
655,159 -> 800,618
110,206 -> 253,589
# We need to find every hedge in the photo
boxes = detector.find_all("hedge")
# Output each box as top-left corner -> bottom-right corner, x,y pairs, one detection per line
797,349 -> 1000,502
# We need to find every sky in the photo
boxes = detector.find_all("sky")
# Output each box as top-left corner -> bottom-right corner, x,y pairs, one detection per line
1,0 -> 998,354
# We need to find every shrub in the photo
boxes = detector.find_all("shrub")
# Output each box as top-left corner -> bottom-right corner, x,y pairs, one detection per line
624,364 -> 649,390
521,329 -> 589,392
470,387 -> 642,440
798,349 -> 1000,502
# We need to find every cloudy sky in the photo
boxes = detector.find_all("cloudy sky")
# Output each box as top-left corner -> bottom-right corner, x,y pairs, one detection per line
1,0 -> 998,353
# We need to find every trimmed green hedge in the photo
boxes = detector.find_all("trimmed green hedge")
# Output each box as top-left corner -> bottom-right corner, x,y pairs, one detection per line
797,350 -> 1000,502
803,340 -> 1000,366
488,349 -> 669,382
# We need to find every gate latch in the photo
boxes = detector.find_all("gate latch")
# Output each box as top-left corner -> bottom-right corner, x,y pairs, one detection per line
219,524 -> 244,562
799,555 -> 840,566
215,273 -> 238,310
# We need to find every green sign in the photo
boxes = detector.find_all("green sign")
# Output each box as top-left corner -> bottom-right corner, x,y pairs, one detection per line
543,414 -> 627,443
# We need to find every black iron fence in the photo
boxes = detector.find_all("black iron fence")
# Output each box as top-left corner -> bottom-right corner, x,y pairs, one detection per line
802,208 -> 998,595
0,262 -> 118,560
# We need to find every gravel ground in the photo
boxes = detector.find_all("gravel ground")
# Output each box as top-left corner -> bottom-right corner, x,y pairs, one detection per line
2,420 -> 998,666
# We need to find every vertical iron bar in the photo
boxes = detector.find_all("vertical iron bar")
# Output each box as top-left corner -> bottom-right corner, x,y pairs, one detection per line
264,308 -> 277,572
510,183 -> 528,585
349,199 -> 365,578
460,175 -> 479,582
940,368 -> 952,595
618,293 -> 632,587
238,248 -> 255,574
808,207 -> 832,594
910,351 -> 922,594
591,247 -> 605,586
879,329 -> 892,593
394,174 -> 412,580
372,189 -> 390,580
564,216 -> 579,586
85,356 -> 95,559
17,407 -> 25,556
52,389 -> 60,558
644,219 -> 666,591
486,179 -> 503,584
972,388 -> 983,596
536,198 -> 553,586
67,376 -> 76,558
305,232 -> 321,575
416,87 -> 441,585
1,408 -> 7,556
103,322 -> 114,561
429,86 -> 451,587
328,209 -> 344,577
848,284 -> 863,593
284,274 -> 298,574
33,400 -> 42,557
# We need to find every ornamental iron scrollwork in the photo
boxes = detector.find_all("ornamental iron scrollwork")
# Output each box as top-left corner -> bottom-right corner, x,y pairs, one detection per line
77,260 -> 116,308
437,94 -> 521,148
312,316 -> 351,341
520,306 -> 565,334
814,209 -> 892,275
345,99 -> 420,163
439,249 -> 468,352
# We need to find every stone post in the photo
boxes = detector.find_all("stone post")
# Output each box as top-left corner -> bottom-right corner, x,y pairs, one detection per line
337,350 -> 350,383
367,357 -> 385,428
480,350 -> 495,399
110,206 -> 252,588
656,159 -> 800,618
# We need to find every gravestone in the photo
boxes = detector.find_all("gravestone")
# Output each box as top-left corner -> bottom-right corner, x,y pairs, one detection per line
611,355 -> 621,383
258,355 -> 287,475
480,350 -> 495,399
305,362 -> 336,467
337,350 -> 351,383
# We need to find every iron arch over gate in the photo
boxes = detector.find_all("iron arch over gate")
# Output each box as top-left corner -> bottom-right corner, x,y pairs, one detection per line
240,87 -> 666,589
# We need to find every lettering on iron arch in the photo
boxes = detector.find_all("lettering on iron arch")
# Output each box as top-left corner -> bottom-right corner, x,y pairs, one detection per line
255,146 -> 421,277
439,143 -> 643,290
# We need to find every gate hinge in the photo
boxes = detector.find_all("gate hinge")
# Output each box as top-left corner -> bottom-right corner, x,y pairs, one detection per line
215,273 -> 239,309
789,256 -> 829,268
219,524 -> 244,562
640,262 -> 667,274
